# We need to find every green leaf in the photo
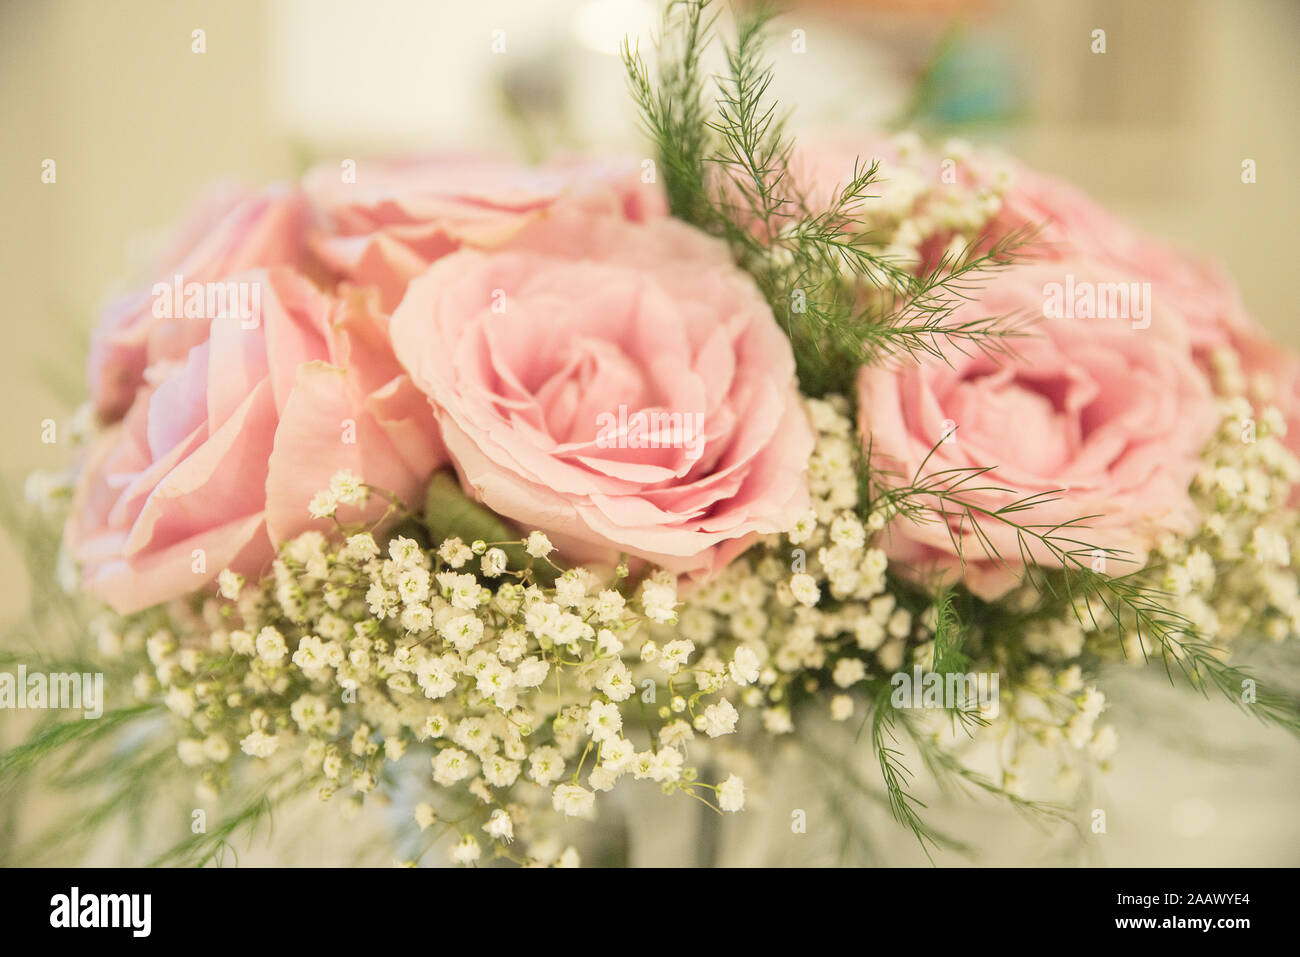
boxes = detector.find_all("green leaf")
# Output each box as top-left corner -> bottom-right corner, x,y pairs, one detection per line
421,471 -> 517,547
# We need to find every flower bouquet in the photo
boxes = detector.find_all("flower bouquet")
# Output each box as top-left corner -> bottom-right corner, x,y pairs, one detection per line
8,1 -> 1300,868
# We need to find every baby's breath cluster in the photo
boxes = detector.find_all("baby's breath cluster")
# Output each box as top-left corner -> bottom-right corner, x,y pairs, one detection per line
112,473 -> 770,866
675,396 -> 903,735
924,647 -> 1119,797
679,395 -> 1113,798
833,132 -> 1014,280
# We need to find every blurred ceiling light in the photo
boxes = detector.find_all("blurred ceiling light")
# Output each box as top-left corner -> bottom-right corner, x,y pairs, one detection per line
572,0 -> 657,56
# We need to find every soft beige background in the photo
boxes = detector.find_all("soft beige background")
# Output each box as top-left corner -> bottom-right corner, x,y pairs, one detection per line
1,0 -> 1296,865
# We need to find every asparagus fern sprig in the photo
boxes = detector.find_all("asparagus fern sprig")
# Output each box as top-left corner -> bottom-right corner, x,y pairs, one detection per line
622,0 -> 1028,396
872,454 -> 1300,735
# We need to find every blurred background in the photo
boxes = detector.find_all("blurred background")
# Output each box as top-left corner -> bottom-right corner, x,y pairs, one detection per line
1,0 -> 1297,865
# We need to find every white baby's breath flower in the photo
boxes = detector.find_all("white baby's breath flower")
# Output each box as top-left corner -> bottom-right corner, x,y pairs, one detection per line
343,532 -> 380,562
421,712 -> 450,740
630,751 -> 656,780
762,707 -> 793,735
658,720 -> 694,749
601,736 -> 636,771
718,773 -> 745,812
483,808 -> 514,842
290,693 -> 327,731
585,700 -> 623,742
829,512 -> 866,550
830,694 -> 854,721
525,531 -> 554,559
595,660 -> 634,701
832,657 -> 866,688
437,571 -> 484,610
203,734 -> 231,763
474,659 -> 514,700
648,747 -> 684,783
228,629 -> 254,657
396,567 -> 431,605
529,746 -> 565,786
414,802 -> 437,831
240,729 -> 280,758
589,764 -> 619,792
659,639 -> 694,676
308,490 -> 338,519
417,657 -> 457,700
1088,724 -> 1119,761
365,582 -> 397,619
698,698 -> 739,737
451,835 -> 481,864
483,755 -> 522,788
328,469 -> 368,506
177,738 -> 205,767
594,589 -> 626,622
787,508 -> 819,545
513,655 -> 549,688
432,747 -> 475,786
493,626 -> 526,663
728,645 -> 761,685
596,628 -> 624,656
790,573 -> 820,607
554,847 -> 580,868
322,750 -> 343,779
437,537 -> 473,568
399,603 -> 434,634
255,626 -> 288,663
1077,687 -> 1106,721
290,634 -> 328,676
217,569 -> 243,601
640,575 -> 679,624
554,572 -> 588,608
1251,526 -> 1290,566
552,783 -> 595,818
1184,547 -> 1216,587
887,608 -> 912,639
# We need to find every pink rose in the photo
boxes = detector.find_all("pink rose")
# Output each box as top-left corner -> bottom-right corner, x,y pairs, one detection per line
88,183 -> 309,422
304,155 -> 667,312
859,259 -> 1216,599
784,133 -> 937,214
67,268 -> 443,615
985,162 -> 1258,358
389,213 -> 813,576
987,158 -> 1300,479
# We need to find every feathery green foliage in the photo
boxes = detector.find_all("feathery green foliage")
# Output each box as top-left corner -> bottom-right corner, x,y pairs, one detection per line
622,0 -> 1030,398
0,705 -> 158,788
872,455 -> 1300,735
149,770 -> 308,867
